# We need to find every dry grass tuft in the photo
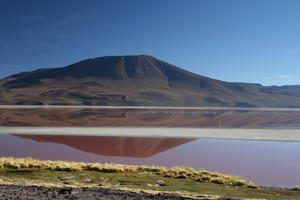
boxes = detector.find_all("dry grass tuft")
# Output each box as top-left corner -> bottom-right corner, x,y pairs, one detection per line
0,157 -> 258,188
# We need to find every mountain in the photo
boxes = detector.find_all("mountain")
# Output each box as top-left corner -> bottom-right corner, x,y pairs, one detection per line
1,55 -> 300,107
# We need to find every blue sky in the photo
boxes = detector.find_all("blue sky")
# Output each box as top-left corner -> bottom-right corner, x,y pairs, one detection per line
0,0 -> 299,86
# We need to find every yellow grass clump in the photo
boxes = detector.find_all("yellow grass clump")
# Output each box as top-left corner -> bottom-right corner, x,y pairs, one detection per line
0,157 -> 258,188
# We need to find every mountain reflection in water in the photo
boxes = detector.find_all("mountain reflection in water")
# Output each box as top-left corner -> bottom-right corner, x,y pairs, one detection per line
14,135 -> 195,158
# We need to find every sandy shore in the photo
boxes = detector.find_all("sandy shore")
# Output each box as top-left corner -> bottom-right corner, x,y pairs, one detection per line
1,105 -> 300,111
0,127 -> 300,142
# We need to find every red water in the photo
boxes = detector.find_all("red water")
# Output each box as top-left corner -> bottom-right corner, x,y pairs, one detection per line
0,134 -> 299,187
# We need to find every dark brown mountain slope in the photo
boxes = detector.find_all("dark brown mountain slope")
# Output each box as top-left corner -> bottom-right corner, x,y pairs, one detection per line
0,55 -> 300,107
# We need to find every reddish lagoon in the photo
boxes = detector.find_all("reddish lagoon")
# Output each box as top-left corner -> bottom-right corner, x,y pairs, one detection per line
0,134 -> 299,187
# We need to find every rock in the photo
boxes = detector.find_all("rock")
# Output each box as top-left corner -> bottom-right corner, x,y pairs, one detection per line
156,180 -> 167,186
58,188 -> 72,194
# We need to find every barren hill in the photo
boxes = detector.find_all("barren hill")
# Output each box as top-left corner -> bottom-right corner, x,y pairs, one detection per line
1,55 -> 300,107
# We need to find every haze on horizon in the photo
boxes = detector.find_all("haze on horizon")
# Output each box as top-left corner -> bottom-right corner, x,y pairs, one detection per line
0,0 -> 299,86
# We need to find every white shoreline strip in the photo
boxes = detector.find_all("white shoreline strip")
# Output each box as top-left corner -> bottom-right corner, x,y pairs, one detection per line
0,127 -> 300,142
0,105 -> 300,111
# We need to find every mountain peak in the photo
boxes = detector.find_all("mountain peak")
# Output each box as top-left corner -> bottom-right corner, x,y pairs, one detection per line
64,54 -> 173,80
83,55 -> 160,64
3,55 -> 200,88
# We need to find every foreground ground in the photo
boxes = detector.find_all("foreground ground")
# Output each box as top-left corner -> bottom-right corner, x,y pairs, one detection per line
0,158 -> 300,200
0,185 -> 226,200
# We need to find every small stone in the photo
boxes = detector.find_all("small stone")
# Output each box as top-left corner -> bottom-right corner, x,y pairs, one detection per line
156,180 -> 167,186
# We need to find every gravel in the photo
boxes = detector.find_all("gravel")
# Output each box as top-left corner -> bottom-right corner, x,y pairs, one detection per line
0,185 -> 244,200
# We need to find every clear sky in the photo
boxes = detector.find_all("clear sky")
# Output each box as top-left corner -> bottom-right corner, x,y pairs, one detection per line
0,0 -> 299,86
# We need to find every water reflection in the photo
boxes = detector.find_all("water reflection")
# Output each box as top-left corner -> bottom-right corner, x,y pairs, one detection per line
1,108 -> 300,128
14,135 -> 195,158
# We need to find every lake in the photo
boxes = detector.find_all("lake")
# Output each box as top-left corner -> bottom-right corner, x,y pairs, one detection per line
0,106 -> 300,188
0,134 -> 299,188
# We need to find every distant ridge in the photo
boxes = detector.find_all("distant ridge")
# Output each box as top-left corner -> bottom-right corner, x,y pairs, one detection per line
0,55 -> 300,107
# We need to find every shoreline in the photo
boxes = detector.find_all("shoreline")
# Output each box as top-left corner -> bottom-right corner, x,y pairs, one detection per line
1,105 -> 300,111
1,127 -> 300,142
